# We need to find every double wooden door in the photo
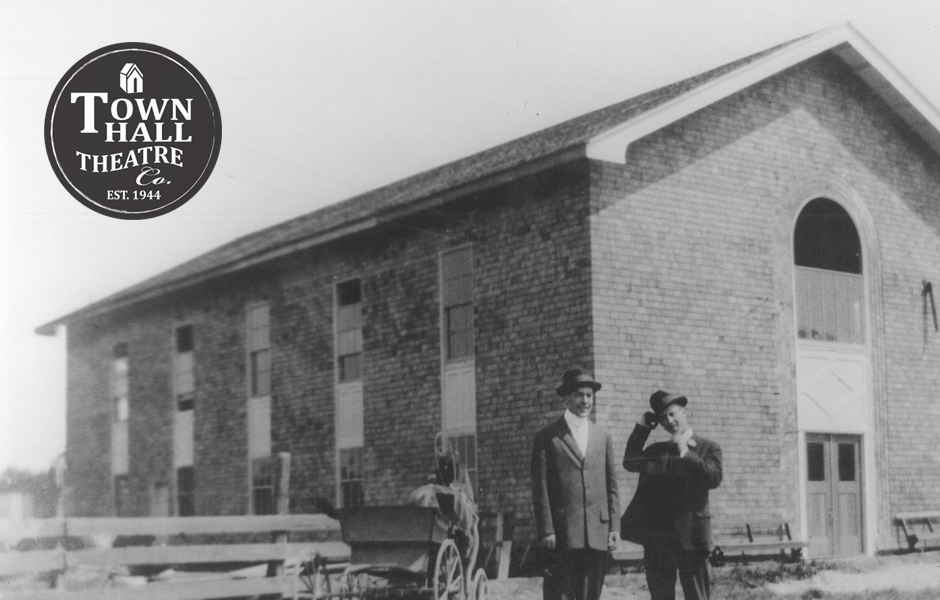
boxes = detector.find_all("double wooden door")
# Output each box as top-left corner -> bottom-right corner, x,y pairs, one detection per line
806,434 -> 863,556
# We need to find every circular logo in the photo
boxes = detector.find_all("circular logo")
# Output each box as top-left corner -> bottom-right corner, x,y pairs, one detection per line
45,43 -> 221,219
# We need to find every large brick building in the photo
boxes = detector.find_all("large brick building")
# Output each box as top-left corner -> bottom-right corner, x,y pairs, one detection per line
39,25 -> 940,557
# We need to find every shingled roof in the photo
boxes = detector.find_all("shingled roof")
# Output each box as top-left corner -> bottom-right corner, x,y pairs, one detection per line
37,24 -> 940,334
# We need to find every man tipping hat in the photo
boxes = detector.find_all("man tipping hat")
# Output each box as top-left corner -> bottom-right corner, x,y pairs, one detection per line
620,391 -> 723,600
531,368 -> 620,600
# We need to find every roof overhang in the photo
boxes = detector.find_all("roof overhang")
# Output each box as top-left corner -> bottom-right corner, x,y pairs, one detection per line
34,145 -> 584,336
586,23 -> 940,164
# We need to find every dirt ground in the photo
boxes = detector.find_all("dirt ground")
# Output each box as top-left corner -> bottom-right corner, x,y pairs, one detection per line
488,552 -> 940,600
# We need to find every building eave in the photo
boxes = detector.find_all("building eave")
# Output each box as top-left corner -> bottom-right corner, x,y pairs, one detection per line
34,144 -> 586,336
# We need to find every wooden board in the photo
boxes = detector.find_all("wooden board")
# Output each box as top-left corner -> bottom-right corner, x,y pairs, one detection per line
68,541 -> 351,566
0,577 -> 289,600
0,514 -> 339,541
0,549 -> 64,576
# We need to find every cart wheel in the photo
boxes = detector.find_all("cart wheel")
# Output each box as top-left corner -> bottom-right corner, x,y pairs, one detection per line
470,569 -> 488,600
434,539 -> 465,600
300,556 -> 331,598
343,571 -> 366,600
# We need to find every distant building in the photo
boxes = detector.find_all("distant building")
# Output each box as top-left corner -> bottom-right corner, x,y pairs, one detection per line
39,25 -> 940,557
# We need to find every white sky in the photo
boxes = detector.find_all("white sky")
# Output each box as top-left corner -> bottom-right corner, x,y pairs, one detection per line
2,0 -> 939,473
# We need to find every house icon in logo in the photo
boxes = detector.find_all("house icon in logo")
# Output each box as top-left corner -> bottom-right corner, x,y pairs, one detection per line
120,63 -> 143,94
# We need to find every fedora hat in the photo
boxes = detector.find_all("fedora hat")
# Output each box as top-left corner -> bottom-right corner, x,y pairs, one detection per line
556,367 -> 602,397
650,390 -> 687,415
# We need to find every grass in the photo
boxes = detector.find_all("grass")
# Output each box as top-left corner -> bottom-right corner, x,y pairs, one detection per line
603,555 -> 940,599
706,559 -> 940,600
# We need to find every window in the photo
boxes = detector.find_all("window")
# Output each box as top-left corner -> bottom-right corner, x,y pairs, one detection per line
251,457 -> 275,515
175,325 -> 194,411
445,433 -> 478,498
247,304 -> 271,397
794,199 -> 864,344
807,442 -> 825,482
114,474 -> 130,517
111,343 -> 129,422
339,447 -> 365,509
336,280 -> 362,382
177,466 -> 194,516
441,248 -> 473,361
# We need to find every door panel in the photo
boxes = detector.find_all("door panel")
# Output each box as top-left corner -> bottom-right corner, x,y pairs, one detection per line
834,437 -> 862,555
806,438 -> 832,556
806,434 -> 863,556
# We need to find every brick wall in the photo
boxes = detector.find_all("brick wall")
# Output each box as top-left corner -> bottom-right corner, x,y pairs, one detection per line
64,53 -> 940,553
64,162 -> 595,529
590,54 -> 940,549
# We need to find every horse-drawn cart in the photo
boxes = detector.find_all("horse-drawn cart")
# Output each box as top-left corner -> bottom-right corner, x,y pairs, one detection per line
300,505 -> 487,600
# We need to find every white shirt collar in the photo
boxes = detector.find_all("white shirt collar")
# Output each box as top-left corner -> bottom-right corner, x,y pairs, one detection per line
564,409 -> 588,430
563,409 -> 590,455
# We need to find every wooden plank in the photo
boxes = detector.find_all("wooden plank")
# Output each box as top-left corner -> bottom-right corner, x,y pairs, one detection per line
896,512 -> 940,520
717,541 -> 808,552
0,549 -> 64,576
496,541 -> 512,580
64,542 -> 351,566
0,518 -> 67,540
64,514 -> 339,536
0,577 -> 288,600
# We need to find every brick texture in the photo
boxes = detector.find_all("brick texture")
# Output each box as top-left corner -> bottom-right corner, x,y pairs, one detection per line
63,54 -> 940,554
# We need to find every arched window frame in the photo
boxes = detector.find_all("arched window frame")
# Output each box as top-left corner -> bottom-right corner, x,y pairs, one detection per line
793,198 -> 864,345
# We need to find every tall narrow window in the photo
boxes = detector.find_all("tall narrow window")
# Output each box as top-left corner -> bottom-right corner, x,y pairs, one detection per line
794,199 -> 864,344
251,457 -> 275,515
441,248 -> 474,361
176,466 -> 194,516
114,474 -> 130,517
446,433 -> 478,499
247,305 -> 271,397
174,325 -> 194,411
111,343 -> 130,480
111,343 -> 129,422
339,447 -> 365,509
336,280 -> 362,382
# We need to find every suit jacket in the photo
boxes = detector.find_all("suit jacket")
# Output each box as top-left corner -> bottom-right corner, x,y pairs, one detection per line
531,416 -> 620,551
620,424 -> 722,553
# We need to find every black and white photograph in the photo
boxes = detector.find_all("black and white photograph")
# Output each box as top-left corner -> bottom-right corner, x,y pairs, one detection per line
3,1 -> 940,598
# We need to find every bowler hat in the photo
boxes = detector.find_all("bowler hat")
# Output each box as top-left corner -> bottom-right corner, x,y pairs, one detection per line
650,390 -> 688,415
556,368 -> 602,397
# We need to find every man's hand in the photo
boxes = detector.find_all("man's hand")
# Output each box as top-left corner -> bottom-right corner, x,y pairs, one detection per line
541,534 -> 556,550
637,411 -> 658,429
607,531 -> 619,552
672,429 -> 694,457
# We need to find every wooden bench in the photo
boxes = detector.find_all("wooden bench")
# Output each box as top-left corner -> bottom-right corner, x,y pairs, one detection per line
709,521 -> 807,565
896,512 -> 940,552
610,521 -> 807,565
0,514 -> 348,600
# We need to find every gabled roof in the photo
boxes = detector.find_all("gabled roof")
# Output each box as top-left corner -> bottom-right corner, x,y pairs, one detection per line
36,23 -> 940,335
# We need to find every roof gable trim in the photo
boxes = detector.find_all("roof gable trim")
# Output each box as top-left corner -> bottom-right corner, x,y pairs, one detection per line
586,24 -> 940,164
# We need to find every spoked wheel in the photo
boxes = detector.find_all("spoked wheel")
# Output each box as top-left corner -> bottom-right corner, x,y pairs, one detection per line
470,569 -> 488,600
433,539 -> 464,600
299,556 -> 331,598
342,570 -> 369,600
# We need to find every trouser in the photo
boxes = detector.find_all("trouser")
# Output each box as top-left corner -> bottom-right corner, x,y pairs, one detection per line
643,528 -> 710,600
542,548 -> 609,600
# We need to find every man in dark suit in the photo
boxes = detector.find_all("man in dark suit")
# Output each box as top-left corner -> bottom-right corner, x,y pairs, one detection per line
620,391 -> 722,600
531,368 -> 620,600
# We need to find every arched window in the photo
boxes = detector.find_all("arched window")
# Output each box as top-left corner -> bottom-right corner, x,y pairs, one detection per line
794,198 -> 864,344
